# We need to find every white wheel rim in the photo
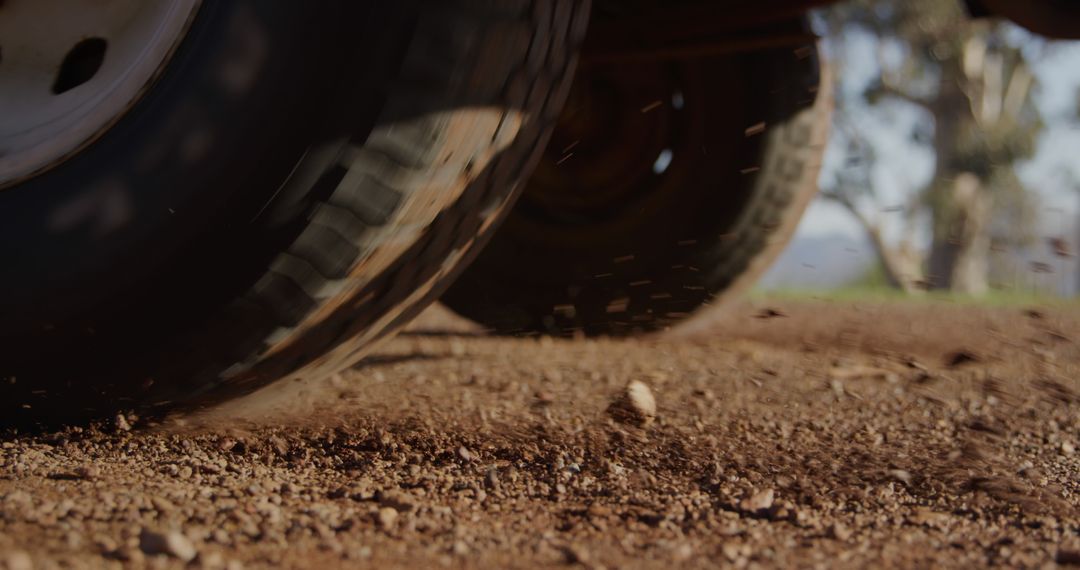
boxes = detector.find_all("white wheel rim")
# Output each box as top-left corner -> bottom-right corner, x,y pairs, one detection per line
0,0 -> 201,187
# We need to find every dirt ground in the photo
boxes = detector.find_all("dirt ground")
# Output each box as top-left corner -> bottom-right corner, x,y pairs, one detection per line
2,299 -> 1079,569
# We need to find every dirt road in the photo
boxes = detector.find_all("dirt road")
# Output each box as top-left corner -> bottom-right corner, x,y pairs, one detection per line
2,300 -> 1079,569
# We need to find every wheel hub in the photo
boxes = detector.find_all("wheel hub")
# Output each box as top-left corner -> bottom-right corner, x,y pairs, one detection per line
0,0 -> 200,188
518,60 -> 698,228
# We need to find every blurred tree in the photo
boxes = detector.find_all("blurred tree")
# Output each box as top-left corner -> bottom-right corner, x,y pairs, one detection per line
817,0 -> 1044,294
1075,88 -> 1080,297
819,119 -> 927,292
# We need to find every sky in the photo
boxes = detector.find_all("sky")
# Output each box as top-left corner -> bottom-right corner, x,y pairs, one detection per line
791,24 -> 1080,244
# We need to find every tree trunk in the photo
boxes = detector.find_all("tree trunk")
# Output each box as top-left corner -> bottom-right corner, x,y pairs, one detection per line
927,172 -> 992,295
927,237 -> 958,290
865,226 -> 923,294
948,173 -> 993,295
924,51 -> 995,295
1075,216 -> 1080,297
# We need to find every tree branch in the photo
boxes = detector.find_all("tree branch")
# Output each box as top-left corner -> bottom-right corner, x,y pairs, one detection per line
869,82 -> 934,110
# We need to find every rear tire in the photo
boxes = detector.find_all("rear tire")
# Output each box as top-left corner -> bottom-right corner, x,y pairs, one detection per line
443,37 -> 831,336
0,0 -> 590,426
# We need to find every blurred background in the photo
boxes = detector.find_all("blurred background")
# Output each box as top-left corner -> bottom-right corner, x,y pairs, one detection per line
759,0 -> 1080,300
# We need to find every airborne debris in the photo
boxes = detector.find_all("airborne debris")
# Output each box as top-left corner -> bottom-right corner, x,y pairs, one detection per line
755,308 -> 787,319
744,122 -> 767,136
114,413 -> 131,432
944,350 -> 980,368
1047,236 -> 1073,258
640,100 -> 663,113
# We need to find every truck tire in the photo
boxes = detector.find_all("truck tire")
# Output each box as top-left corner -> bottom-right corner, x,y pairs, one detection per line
0,0 -> 589,427
442,38 -> 831,336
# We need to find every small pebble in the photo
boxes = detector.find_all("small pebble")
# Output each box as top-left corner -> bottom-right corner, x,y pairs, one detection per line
830,522 -> 853,541
377,507 -> 398,530
740,489 -> 775,513
608,380 -> 656,427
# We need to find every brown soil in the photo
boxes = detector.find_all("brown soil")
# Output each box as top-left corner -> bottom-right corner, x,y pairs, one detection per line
2,299 -> 1079,569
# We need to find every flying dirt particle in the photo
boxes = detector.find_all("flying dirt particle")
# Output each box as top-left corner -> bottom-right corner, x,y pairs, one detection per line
607,381 -> 656,427
138,529 -> 197,562
1030,261 -> 1053,274
114,413 -> 132,432
1048,236 -> 1072,258
605,298 -> 630,314
640,100 -> 663,113
944,350 -> 979,368
755,308 -> 786,319
744,122 -> 767,136
740,488 -> 775,514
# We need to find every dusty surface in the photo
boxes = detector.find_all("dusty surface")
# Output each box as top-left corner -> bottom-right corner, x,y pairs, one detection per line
2,299 -> 1080,569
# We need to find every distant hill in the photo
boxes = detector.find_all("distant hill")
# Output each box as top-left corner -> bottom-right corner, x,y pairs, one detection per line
758,231 -> 1079,295
757,233 -> 876,290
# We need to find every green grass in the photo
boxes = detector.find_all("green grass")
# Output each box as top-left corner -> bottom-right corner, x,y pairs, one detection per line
753,261 -> 1079,307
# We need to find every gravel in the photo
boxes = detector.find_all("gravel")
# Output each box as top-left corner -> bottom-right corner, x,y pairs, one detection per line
1,300 -> 1078,568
